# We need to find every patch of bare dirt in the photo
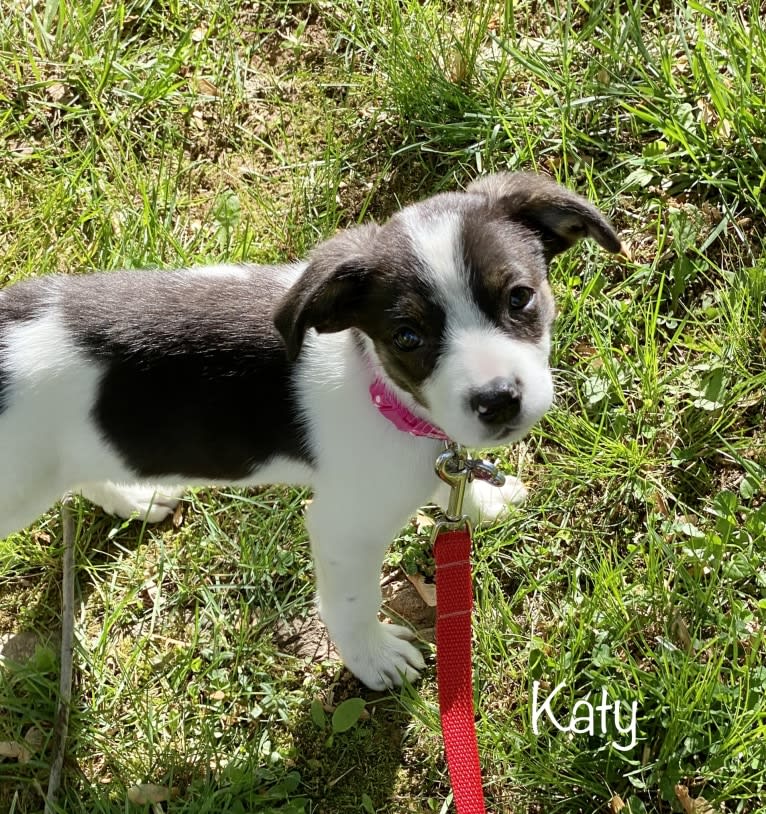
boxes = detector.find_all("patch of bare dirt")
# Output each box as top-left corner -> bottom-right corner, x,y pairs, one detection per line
383,572 -> 436,642
0,631 -> 41,665
274,611 -> 339,663
272,570 -> 436,677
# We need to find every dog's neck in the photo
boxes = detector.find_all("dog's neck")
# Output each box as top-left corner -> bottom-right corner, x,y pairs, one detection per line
368,378 -> 448,440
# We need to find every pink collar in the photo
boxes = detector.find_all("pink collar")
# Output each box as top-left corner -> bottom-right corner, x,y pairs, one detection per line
369,378 -> 449,440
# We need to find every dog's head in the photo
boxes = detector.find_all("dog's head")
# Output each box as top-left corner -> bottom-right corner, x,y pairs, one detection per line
274,172 -> 623,448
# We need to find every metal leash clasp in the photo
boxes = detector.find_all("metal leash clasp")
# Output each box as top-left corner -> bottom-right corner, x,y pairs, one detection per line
433,442 -> 507,534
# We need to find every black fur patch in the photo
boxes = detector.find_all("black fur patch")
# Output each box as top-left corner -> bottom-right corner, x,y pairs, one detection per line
61,267 -> 314,479
363,273 -> 447,407
461,210 -> 555,344
275,226 -> 447,408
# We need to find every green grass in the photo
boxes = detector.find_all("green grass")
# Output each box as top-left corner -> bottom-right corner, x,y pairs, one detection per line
1,0 -> 765,811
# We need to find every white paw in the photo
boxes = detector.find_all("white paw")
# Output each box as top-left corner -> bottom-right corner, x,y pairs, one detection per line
80,483 -> 183,524
338,622 -> 426,691
465,476 -> 528,524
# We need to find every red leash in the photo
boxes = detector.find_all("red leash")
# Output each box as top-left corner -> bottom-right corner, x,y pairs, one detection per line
435,526 -> 487,813
432,444 -> 505,813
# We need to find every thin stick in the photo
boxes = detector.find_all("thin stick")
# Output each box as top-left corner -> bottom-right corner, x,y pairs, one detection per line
45,493 -> 76,814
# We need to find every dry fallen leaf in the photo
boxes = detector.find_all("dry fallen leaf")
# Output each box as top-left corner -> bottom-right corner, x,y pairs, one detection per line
196,77 -> 220,97
140,579 -> 160,606
273,613 -> 340,663
676,784 -> 694,813
448,50 -> 467,84
127,784 -> 178,805
0,741 -> 28,761
406,572 -> 437,607
46,81 -> 68,102
609,795 -> 626,813
716,117 -> 732,140
671,612 -> 693,653
675,783 -> 715,814
675,54 -> 690,74
414,510 -> 435,533
20,726 -> 43,763
696,97 -> 717,127
652,489 -> 670,517
382,572 -> 436,631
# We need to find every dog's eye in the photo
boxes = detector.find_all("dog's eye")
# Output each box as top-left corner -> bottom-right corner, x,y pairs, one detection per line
508,286 -> 534,311
392,327 -> 423,352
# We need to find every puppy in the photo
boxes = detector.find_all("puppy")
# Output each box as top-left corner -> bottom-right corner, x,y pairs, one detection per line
0,173 -> 622,690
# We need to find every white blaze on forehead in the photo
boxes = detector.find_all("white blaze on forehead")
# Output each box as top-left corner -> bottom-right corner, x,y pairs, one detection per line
405,210 -> 462,284
405,210 -> 489,331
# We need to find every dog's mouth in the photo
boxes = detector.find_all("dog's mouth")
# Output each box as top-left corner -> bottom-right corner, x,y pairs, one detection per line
491,423 -> 522,442
445,419 -> 525,448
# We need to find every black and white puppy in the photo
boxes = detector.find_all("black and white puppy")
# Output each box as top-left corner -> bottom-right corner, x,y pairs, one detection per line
0,173 -> 622,690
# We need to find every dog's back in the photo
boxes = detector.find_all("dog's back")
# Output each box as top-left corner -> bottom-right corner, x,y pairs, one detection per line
0,264 -> 311,536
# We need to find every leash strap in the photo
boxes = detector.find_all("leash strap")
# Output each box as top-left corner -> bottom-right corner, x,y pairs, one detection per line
435,527 -> 487,814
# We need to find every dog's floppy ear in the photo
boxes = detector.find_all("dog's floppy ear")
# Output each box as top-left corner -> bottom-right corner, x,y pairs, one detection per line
274,224 -> 380,361
466,172 -> 625,260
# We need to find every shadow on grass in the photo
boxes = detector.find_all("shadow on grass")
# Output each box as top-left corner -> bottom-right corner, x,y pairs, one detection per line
289,692 -> 413,814
1,493 -> 421,813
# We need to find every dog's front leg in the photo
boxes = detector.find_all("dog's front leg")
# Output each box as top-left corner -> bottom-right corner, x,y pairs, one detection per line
306,487 -> 429,691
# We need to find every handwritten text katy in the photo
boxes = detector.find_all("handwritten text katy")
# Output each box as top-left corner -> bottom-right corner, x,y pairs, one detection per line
531,681 -> 638,752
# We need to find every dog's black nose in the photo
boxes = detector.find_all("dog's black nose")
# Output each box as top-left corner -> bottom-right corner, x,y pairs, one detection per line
469,378 -> 521,426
